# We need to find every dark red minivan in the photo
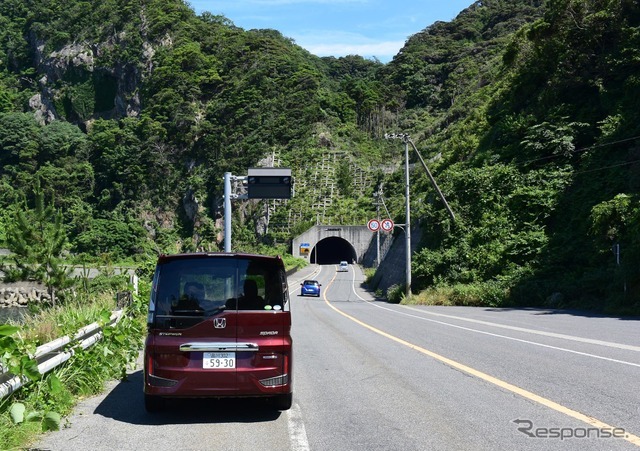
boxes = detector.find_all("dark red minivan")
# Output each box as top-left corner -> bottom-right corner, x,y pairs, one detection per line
143,253 -> 293,412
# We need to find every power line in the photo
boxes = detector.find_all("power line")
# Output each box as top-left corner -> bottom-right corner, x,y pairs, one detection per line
573,158 -> 640,175
402,134 -> 640,196
434,156 -> 640,199
387,134 -> 640,213
517,134 -> 640,167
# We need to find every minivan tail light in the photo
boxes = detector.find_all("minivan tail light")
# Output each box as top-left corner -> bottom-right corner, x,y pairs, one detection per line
148,374 -> 179,387
147,353 -> 155,376
260,374 -> 288,387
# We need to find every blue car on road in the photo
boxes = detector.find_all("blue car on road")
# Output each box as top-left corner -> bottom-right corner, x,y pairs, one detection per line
300,280 -> 321,297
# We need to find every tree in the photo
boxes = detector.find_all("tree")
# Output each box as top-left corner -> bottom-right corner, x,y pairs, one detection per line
4,179 -> 72,305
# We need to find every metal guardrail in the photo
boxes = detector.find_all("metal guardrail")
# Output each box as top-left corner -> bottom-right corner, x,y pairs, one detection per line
0,309 -> 124,399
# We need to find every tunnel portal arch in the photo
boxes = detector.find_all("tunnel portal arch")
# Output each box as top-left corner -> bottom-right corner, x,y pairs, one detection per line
310,237 -> 357,265
292,225 -> 378,266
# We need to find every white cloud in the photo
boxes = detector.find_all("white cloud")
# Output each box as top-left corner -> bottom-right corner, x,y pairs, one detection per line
292,29 -> 404,60
251,0 -> 367,3
300,40 -> 404,60
198,0 -> 367,6
189,1 -> 410,61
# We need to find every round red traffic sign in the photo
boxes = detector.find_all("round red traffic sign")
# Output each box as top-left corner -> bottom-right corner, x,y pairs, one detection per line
367,219 -> 380,232
381,218 -> 394,232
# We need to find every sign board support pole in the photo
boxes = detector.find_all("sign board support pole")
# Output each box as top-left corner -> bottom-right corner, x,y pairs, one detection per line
224,168 -> 291,252
376,186 -> 381,267
224,172 -> 232,252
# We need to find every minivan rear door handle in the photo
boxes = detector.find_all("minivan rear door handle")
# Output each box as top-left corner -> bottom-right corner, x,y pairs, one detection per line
179,342 -> 259,352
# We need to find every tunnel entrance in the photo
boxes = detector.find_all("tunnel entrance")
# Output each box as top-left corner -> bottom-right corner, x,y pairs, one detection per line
310,237 -> 357,264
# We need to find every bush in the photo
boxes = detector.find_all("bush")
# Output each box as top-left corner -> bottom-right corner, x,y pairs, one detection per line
448,281 -> 507,307
362,268 -> 376,285
413,281 -> 508,307
386,284 -> 405,304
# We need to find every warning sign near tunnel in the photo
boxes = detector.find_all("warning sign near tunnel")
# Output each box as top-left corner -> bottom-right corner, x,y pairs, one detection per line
381,219 -> 394,232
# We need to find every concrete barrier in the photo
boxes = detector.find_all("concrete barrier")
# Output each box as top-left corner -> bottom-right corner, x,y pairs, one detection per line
0,283 -> 50,308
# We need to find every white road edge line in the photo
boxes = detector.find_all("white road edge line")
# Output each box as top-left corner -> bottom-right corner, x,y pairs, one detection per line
285,266 -> 319,451
349,267 -> 640,368
287,402 -> 311,451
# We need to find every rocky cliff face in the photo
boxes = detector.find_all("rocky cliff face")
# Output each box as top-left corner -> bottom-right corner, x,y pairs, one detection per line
27,32 -> 152,126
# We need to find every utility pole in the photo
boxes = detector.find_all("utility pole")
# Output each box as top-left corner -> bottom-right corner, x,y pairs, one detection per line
384,133 -> 412,298
384,133 -> 455,299
403,137 -> 411,298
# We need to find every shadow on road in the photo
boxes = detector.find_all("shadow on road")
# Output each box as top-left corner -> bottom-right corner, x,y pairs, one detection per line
94,370 -> 282,425
482,307 -> 640,320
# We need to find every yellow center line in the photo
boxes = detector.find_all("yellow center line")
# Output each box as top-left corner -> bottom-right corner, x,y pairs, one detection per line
322,273 -> 640,447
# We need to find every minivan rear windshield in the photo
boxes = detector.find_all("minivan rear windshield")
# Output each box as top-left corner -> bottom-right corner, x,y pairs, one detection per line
150,256 -> 286,325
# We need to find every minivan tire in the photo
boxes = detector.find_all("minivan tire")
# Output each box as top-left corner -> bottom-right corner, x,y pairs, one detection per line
270,393 -> 293,411
144,394 -> 164,413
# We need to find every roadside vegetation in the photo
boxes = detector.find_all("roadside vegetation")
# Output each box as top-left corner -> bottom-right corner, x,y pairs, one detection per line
0,278 -> 148,450
0,185 -> 303,449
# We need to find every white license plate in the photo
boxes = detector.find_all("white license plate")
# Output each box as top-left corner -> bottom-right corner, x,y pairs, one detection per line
203,352 -> 236,369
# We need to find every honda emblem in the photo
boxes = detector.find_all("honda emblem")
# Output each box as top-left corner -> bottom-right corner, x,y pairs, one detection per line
213,318 -> 226,329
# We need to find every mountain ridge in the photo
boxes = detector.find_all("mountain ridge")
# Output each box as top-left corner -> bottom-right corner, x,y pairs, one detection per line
1,0 -> 639,312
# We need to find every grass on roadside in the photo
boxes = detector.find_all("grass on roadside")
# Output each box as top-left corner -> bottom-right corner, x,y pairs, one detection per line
0,282 -> 148,451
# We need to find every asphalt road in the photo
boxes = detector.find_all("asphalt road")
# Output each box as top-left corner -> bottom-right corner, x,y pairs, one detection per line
32,264 -> 640,450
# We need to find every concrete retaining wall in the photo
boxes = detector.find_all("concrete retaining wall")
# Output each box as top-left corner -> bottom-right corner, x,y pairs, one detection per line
369,225 -> 423,296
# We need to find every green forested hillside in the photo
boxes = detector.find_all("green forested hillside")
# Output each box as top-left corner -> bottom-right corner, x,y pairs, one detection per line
0,0 -> 638,312
401,0 -> 640,312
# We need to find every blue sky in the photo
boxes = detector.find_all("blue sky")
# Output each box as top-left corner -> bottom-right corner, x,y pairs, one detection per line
187,0 -> 475,63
